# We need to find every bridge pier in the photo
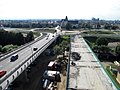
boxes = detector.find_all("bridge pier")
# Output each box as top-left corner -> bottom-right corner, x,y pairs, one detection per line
22,70 -> 29,83
17,70 -> 29,83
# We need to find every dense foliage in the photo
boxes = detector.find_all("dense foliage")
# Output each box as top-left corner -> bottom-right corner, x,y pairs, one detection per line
65,22 -> 72,30
115,45 -> 120,56
0,30 -> 34,46
84,36 -> 120,61
53,36 -> 70,55
96,37 -> 109,46
0,44 -> 18,53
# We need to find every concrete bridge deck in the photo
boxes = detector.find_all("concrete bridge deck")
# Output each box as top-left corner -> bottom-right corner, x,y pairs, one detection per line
67,35 -> 117,90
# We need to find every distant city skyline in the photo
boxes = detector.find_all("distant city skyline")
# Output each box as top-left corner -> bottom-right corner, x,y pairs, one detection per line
0,0 -> 120,20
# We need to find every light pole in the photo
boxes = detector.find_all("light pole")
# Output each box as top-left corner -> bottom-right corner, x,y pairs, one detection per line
29,45 -> 33,63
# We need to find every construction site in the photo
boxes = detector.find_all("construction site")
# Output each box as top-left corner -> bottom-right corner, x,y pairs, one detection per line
66,35 -> 117,90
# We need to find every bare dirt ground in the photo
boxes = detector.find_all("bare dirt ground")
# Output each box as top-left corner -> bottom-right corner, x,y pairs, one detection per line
57,72 -> 66,90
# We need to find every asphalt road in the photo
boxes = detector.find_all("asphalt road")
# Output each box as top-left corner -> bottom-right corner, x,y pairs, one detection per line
0,33 -> 55,76
0,26 -> 62,90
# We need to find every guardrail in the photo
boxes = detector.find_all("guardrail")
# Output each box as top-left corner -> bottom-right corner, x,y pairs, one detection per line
83,37 -> 118,90
0,34 -> 58,87
82,34 -> 120,38
66,36 -> 71,90
0,33 -> 46,62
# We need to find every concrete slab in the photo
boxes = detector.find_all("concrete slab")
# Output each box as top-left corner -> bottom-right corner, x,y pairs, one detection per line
67,35 -> 117,90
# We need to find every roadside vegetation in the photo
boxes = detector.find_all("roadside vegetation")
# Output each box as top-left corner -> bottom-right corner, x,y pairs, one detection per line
0,27 -> 56,54
84,36 -> 120,61
0,44 -> 18,53
53,35 -> 70,71
106,66 -> 120,88
54,35 -> 70,55
45,35 -> 70,90
34,28 -> 57,33
84,33 -> 120,88
82,30 -> 115,34
0,30 -> 34,54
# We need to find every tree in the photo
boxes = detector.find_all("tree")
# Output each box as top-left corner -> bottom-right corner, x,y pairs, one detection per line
15,32 -> 24,45
53,45 -> 62,55
104,24 -> 112,29
65,22 -> 72,30
97,23 -> 101,29
26,31 -> 34,43
1,44 -> 17,53
99,45 -> 111,53
61,40 -> 68,49
0,45 -> 2,52
115,45 -> 120,56
112,25 -> 119,30
93,45 -> 100,53
96,37 -> 109,46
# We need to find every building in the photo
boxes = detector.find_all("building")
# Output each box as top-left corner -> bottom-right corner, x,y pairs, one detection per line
60,16 -> 68,28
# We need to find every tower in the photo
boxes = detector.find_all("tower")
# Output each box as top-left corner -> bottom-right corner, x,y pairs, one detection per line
65,16 -> 68,21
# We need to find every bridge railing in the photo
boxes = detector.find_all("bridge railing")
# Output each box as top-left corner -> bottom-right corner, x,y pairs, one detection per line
0,34 -> 59,90
0,33 -> 46,62
83,37 -> 118,90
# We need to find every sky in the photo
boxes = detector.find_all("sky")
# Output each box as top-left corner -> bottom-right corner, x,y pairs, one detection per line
0,0 -> 120,20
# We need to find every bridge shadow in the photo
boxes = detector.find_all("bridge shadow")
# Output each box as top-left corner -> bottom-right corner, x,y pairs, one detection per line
12,54 -> 57,90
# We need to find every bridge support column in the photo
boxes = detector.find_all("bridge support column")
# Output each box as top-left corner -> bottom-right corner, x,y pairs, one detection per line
21,70 -> 29,83
25,70 -> 29,82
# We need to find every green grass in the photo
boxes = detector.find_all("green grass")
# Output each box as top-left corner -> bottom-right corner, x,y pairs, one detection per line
0,44 -> 18,53
34,28 -> 56,33
114,31 -> 120,34
83,30 -> 115,34
106,66 -> 120,88
63,36 -> 70,39
110,64 -> 119,69
84,36 -> 120,46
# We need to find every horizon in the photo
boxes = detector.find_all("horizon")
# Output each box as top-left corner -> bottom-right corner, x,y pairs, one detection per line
0,0 -> 120,20
0,17 -> 119,21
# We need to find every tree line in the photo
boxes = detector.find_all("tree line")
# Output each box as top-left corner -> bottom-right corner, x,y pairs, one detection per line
89,37 -> 120,61
3,23 -> 57,28
0,30 -> 34,46
63,22 -> 119,30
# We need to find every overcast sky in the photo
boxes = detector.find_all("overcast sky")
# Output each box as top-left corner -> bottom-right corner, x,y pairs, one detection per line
0,0 -> 120,20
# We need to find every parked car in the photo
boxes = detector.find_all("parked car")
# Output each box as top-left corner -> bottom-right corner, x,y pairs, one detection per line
10,54 -> 18,62
0,70 -> 7,78
42,79 -> 51,89
42,70 -> 60,82
71,52 -> 81,60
